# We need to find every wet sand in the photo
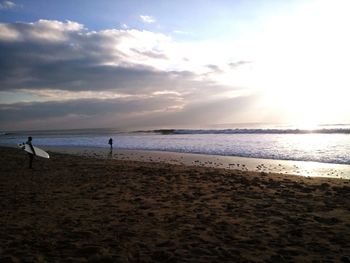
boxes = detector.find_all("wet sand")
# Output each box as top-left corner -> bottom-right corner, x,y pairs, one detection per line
1,146 -> 350,262
46,146 -> 350,179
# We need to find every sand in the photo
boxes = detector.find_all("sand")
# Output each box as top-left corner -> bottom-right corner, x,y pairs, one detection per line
45,146 -> 350,179
1,146 -> 350,262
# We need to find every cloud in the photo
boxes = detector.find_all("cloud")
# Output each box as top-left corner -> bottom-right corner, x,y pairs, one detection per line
228,60 -> 251,68
111,94 -> 261,129
2,89 -> 137,103
206,64 -> 222,73
0,94 -> 260,130
0,20 -> 242,99
0,20 -> 198,93
0,95 -> 180,121
140,15 -> 156,24
0,19 -> 256,130
0,20 -> 249,94
0,19 -> 83,42
130,48 -> 168,60
0,0 -> 17,10
0,93 -> 185,130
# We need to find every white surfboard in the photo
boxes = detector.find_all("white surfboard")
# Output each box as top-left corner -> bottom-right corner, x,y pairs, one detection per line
18,143 -> 50,159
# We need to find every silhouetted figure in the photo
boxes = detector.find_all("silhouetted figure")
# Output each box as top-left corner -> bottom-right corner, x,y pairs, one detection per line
108,138 -> 113,150
26,136 -> 36,169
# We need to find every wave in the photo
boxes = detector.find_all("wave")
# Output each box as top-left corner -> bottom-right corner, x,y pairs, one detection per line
2,126 -> 350,137
152,128 -> 350,135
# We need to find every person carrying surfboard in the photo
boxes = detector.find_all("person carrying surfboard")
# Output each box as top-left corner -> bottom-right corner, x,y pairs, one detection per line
26,136 -> 36,169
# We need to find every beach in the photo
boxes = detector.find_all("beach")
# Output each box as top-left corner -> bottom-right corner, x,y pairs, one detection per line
45,146 -> 350,179
1,146 -> 350,262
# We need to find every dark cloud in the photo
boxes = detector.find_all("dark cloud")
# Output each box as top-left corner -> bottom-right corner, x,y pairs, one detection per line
0,94 -> 259,130
0,95 -> 180,123
0,49 -> 197,93
0,20 -> 197,93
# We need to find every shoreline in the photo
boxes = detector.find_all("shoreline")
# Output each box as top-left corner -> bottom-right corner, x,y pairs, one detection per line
1,146 -> 349,262
41,146 -> 350,179
1,142 -> 350,178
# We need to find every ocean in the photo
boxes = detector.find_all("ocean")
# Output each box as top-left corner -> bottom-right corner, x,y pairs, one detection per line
1,125 -> 349,165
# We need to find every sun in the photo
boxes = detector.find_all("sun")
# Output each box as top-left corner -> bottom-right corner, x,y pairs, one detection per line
240,0 -> 350,126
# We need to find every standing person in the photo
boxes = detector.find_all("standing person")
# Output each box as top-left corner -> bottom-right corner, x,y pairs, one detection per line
108,138 -> 113,150
26,136 -> 36,169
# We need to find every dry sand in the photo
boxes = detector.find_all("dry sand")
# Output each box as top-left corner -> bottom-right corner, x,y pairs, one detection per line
1,146 -> 350,262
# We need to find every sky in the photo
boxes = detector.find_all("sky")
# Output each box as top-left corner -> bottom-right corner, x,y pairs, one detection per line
0,0 -> 349,131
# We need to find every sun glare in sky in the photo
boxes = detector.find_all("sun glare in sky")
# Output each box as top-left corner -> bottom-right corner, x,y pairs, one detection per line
0,0 -> 349,130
